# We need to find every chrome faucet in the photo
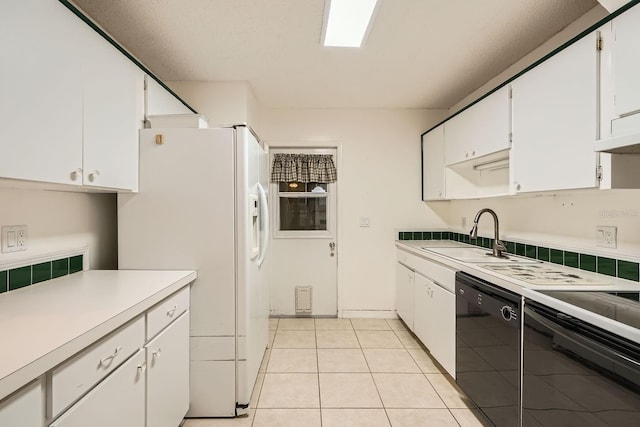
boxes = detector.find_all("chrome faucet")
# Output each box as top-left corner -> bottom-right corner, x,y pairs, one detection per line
469,208 -> 507,258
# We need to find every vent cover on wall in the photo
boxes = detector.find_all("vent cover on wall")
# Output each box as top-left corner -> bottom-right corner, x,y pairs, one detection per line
295,286 -> 312,315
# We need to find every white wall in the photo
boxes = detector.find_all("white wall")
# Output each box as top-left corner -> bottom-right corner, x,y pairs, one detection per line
0,186 -> 117,270
436,6 -> 640,262
260,108 -> 449,316
168,81 -> 260,131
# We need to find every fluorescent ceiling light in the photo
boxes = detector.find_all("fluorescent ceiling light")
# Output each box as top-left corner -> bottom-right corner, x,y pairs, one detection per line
323,0 -> 379,48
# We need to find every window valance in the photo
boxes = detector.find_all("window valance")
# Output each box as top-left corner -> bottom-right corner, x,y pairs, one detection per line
270,153 -> 337,183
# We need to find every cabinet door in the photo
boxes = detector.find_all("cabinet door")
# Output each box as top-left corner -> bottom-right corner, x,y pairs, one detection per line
413,273 -> 430,348
422,125 -> 445,200
395,263 -> 415,330
146,312 -> 190,427
445,86 -> 511,165
0,379 -> 44,427
511,33 -> 598,193
0,1 -> 83,186
426,281 -> 455,378
612,5 -> 640,118
50,350 -> 145,427
82,29 -> 143,191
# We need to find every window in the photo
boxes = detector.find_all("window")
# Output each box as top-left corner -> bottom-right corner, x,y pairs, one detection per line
278,182 -> 328,231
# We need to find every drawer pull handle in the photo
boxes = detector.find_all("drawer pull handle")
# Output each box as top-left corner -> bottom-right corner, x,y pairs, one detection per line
153,348 -> 162,361
166,305 -> 178,317
99,346 -> 122,367
137,362 -> 147,374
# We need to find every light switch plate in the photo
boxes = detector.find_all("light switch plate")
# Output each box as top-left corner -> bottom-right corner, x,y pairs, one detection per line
596,225 -> 617,248
2,225 -> 28,253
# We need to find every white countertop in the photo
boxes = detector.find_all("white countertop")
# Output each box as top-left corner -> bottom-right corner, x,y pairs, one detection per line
0,269 -> 197,401
396,240 -> 640,343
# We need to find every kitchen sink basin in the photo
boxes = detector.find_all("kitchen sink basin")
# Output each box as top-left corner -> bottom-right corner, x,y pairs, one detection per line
421,246 -> 541,264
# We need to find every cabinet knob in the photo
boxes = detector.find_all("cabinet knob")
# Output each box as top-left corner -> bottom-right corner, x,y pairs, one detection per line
166,305 -> 178,317
137,362 -> 147,375
88,170 -> 100,182
465,152 -> 469,158
70,168 -> 83,181
514,182 -> 521,191
152,348 -> 162,361
472,150 -> 476,156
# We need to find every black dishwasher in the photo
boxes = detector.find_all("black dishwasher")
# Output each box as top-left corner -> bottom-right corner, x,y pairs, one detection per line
523,299 -> 640,426
455,271 -> 522,427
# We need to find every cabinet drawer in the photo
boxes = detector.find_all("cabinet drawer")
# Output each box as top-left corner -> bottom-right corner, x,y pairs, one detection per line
50,350 -> 145,427
147,286 -> 190,340
397,249 -> 456,292
51,316 -> 144,417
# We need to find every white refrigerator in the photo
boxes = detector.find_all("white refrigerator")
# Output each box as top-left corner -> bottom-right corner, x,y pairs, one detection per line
118,125 -> 270,417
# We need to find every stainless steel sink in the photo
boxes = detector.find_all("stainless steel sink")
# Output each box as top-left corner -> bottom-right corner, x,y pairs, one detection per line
421,246 -> 541,264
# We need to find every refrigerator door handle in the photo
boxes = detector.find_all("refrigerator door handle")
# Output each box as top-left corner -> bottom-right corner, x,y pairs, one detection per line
257,182 -> 270,267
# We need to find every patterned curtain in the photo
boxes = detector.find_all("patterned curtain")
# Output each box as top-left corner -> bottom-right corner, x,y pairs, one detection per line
271,153 -> 337,183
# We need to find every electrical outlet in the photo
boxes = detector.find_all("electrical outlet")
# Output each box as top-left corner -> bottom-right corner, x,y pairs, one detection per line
596,225 -> 617,248
2,225 -> 28,253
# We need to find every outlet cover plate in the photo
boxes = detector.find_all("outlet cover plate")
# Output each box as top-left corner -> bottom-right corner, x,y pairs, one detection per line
2,225 -> 28,253
596,225 -> 617,248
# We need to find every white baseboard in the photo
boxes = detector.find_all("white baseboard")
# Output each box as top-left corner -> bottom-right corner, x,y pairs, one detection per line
340,310 -> 398,319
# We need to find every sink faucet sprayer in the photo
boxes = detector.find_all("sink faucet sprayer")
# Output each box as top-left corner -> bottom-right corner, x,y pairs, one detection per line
470,208 -> 507,258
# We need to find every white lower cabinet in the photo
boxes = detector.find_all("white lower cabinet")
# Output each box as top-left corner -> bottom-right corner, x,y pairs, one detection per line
146,312 -> 190,427
0,379 -> 44,427
395,262 -> 415,330
50,350 -> 145,427
413,273 -> 455,378
396,248 -> 456,378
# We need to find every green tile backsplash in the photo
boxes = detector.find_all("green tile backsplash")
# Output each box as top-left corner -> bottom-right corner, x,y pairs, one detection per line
597,257 -> 616,277
564,252 -> 579,268
579,254 -> 597,272
0,255 -> 83,295
70,255 -> 83,273
9,266 -> 31,290
52,258 -> 69,279
32,262 -> 52,284
0,271 -> 6,294
618,260 -> 640,282
398,230 -> 639,282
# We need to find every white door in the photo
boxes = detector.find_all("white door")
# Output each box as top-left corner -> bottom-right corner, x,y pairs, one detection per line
270,147 -> 338,316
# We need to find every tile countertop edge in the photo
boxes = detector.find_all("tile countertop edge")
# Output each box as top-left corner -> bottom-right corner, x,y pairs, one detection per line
396,240 -> 640,343
0,269 -> 197,401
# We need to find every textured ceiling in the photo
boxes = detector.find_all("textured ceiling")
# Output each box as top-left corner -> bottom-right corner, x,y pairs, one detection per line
70,0 -> 601,109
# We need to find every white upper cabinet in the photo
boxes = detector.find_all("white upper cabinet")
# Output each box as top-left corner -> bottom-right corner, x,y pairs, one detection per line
0,0 -> 84,186
422,125 -> 445,200
445,85 -> 511,166
82,28 -> 144,191
0,0 -> 143,191
611,7 -> 640,118
598,4 -> 640,153
511,33 -> 599,193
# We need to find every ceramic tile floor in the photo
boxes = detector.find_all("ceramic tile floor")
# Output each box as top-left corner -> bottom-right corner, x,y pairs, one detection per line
183,318 -> 491,427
